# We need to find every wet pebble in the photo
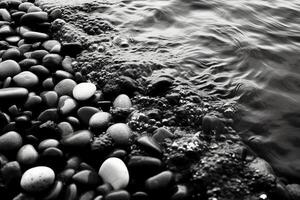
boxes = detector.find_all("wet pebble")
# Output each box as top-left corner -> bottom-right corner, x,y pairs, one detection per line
37,108 -> 59,122
0,8 -> 11,22
89,112 -> 112,131
41,91 -> 58,108
0,59 -> 21,79
106,123 -> 131,146
16,144 -> 38,166
58,96 -> 77,115
72,170 -> 100,186
113,94 -> 132,109
127,156 -> 162,178
145,170 -> 174,193
0,131 -> 22,151
57,121 -> 74,139
42,53 -> 62,71
13,71 -> 39,88
54,78 -> 77,97
38,139 -> 59,151
137,135 -> 162,155
20,11 -> 48,24
23,31 -> 49,41
19,58 -> 39,69
21,166 -> 55,193
73,82 -> 97,101
105,190 -> 130,200
62,130 -> 92,148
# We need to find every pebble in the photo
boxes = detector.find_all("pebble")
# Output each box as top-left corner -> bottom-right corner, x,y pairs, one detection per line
0,25 -> 14,36
145,170 -> 174,193
0,59 -> 21,79
42,53 -> 62,71
54,70 -> 73,81
6,35 -> 21,45
42,180 -> 63,200
58,168 -> 75,183
20,11 -> 48,24
89,112 -> 112,131
137,135 -> 162,155
98,157 -> 129,190
72,170 -> 100,186
127,156 -> 162,178
28,6 -> 42,13
96,183 -> 113,196
152,127 -> 173,144
19,58 -> 38,69
1,161 -> 21,186
16,144 -> 38,165
54,78 -> 77,96
171,185 -> 189,200
73,82 -> 97,101
24,93 -> 42,109
41,91 -> 58,108
42,40 -> 60,52
77,106 -> 100,125
62,130 -> 92,148
2,48 -> 21,61
0,8 -> 11,22
66,116 -> 80,130
0,131 -> 22,151
30,49 -> 49,60
58,96 -> 77,115
38,139 -> 59,151
113,94 -> 132,109
64,183 -> 77,200
29,65 -> 50,79
20,166 -> 55,193
66,156 -> 81,170
57,121 -> 74,139
106,123 -> 131,146
18,2 -> 34,12
13,71 -> 39,88
37,108 -> 59,122
23,31 -> 49,41
61,56 -> 73,73
105,190 -> 130,200
79,190 -> 95,200
42,77 -> 55,90
148,76 -> 173,95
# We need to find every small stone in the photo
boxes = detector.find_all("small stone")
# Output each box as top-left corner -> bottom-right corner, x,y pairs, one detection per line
66,116 -> 80,130
30,49 -> 49,60
20,166 -> 55,193
27,6 -> 42,13
13,71 -> 39,88
42,180 -> 63,200
42,78 -> 55,90
171,185 -> 189,200
105,190 -> 130,200
37,108 -> 59,122
42,40 -> 61,52
89,112 -> 112,131
5,35 -> 21,45
106,123 -> 131,146
72,170 -> 100,186
64,183 -> 77,200
57,121 -> 74,139
58,168 -> 75,183
18,2 -> 34,12
0,60 -> 21,79
24,93 -> 42,110
2,48 -> 21,61
73,82 -> 96,101
23,31 -> 49,41
0,131 -> 22,151
42,53 -> 62,71
77,106 -> 100,125
19,58 -> 38,69
54,78 -> 77,97
127,156 -> 162,178
113,94 -> 132,109
0,25 -> 14,36
137,135 -> 162,155
152,127 -> 173,144
96,183 -> 113,196
1,161 -> 21,186
62,130 -> 92,148
41,91 -> 58,108
98,157 -> 129,190
145,171 -> 174,193
148,76 -> 173,96
38,139 -> 59,151
79,190 -> 95,200
54,70 -> 73,81
17,144 -> 38,166
58,96 -> 78,115
49,8 -> 62,20
20,11 -> 48,24
66,156 -> 81,170
0,8 -> 11,22
41,147 -> 63,161
62,56 -> 73,73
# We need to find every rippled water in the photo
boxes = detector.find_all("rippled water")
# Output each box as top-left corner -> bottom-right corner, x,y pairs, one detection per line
49,0 -> 300,181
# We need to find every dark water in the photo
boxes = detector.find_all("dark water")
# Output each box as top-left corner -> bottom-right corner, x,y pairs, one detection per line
55,0 -> 300,180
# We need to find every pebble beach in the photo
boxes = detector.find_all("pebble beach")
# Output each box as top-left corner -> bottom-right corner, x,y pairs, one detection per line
0,0 -> 299,200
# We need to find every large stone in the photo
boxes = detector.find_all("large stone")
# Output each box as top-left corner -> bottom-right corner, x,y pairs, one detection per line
20,166 -> 55,193
42,53 -> 62,71
13,71 -> 39,88
40,91 -> 58,108
42,40 -> 61,52
0,9 -> 11,22
98,157 -> 129,190
0,131 -> 22,151
73,82 -> 96,101
0,60 -> 21,79
20,11 -> 48,24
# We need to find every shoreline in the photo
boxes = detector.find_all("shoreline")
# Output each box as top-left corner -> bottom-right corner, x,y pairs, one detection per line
0,0 -> 295,199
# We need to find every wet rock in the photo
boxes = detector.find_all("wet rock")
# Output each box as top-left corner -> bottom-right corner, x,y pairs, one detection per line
23,31 -> 49,41
20,11 -> 48,24
89,112 -> 112,131
286,184 -> 300,200
73,82 -> 96,101
19,58 -> 38,69
29,64 -> 50,79
105,190 -> 130,200
61,56 -> 73,73
13,71 -> 39,88
152,127 -> 173,144
106,123 -> 131,146
54,70 -> 73,81
0,131 -> 22,151
49,8 -> 62,20
20,166 -> 55,193
0,8 -> 11,22
113,94 -> 132,109
30,49 -> 49,60
96,183 -> 113,196
64,183 -> 77,200
18,2 -> 34,12
6,35 -> 21,45
171,185 -> 189,200
42,77 -> 55,90
2,48 -> 21,61
145,170 -> 174,193
57,121 -> 74,139
148,76 -> 173,96
65,116 -> 80,130
1,161 -> 21,186
137,135 -> 162,155
72,170 -> 100,186
16,144 -> 38,166
42,40 -> 61,52
128,156 -> 163,178
24,93 -> 42,110
37,108 -> 59,122
79,190 -> 95,200
58,168 -> 75,183
62,130 -> 92,148
54,78 -> 77,97
0,60 -> 21,79
58,96 -> 77,115
0,25 -> 14,36
61,42 -> 82,57
42,53 -> 62,71
77,106 -> 100,125
42,180 -> 63,200
27,6 -> 42,13
99,157 -> 129,190
38,139 -> 59,151
41,91 -> 58,108
202,115 -> 225,135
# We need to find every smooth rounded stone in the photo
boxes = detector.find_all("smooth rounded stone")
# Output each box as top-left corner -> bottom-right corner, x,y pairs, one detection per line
0,111 -> 10,130
79,162 -> 94,171
171,185 -> 189,200
7,0 -> 22,8
72,82 -> 97,101
89,112 -> 112,131
27,6 -> 42,13
5,35 -> 21,45
0,25 -> 14,36
1,161 -> 21,185
57,121 -> 74,139
24,93 -> 42,109
137,135 -> 162,155
20,12 -> 48,24
30,49 -> 49,60
17,144 -> 38,165
54,78 -> 77,97
19,58 -> 38,69
152,127 -> 173,144
41,91 -> 58,108
62,130 -> 92,148
8,104 -> 19,116
202,115 -> 224,135
96,183 -> 113,196
58,168 -> 75,183
145,171 -> 174,193
0,131 -> 22,151
77,106 -> 100,125
37,108 -> 59,122
54,70 -> 74,81
0,87 -> 28,103
72,170 -> 100,186
0,40 -> 9,50
66,116 -> 80,130
127,156 -> 162,177
106,123 -> 131,146
131,192 -> 149,200
113,94 -> 132,109
38,139 -> 59,151
108,149 -> 127,160
66,156 -> 81,170
64,184 -> 77,200
2,76 -> 12,88
62,56 -> 74,73
19,44 -> 32,54
12,193 -> 34,200
148,76 -> 173,96
21,166 -> 55,193
99,157 -> 129,190
13,71 -> 39,88
23,31 -> 49,41
42,40 -> 61,52
79,190 -> 95,200
18,2 -> 34,12
42,78 -> 55,90
29,65 -> 50,79
61,42 -> 83,57
0,9 -> 11,22
285,184 -> 300,200
49,44 -> 61,54
74,71 -> 85,83
2,48 -> 21,61
42,147 -> 63,159
0,60 -> 21,79
58,96 -> 78,115
42,180 -> 63,200
17,26 -> 31,36
105,190 -> 130,200
42,53 -> 62,71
